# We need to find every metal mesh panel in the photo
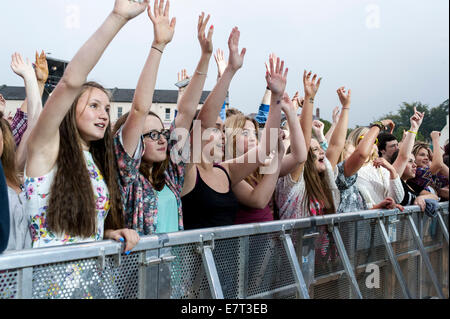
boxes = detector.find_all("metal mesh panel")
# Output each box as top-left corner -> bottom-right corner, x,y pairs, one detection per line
169,243 -> 211,299
246,232 -> 295,298
312,274 -> 351,299
0,269 -> 19,299
421,250 -> 443,298
213,238 -> 240,299
31,253 -> 140,299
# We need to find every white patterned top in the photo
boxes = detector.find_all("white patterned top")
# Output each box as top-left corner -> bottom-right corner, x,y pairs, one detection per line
355,163 -> 405,209
24,151 -> 110,248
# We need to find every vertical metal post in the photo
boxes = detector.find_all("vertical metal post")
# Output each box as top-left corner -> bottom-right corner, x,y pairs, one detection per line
437,212 -> 449,245
18,267 -> 33,299
280,230 -> 310,299
200,245 -> 224,299
377,219 -> 412,299
238,236 -> 249,299
138,250 -> 159,299
407,215 -> 445,299
330,225 -> 363,299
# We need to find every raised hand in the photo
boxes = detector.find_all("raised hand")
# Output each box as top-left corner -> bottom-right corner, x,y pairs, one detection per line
197,12 -> 213,55
380,119 -> 395,134
410,107 -> 424,131
214,49 -> 227,78
279,92 -> 296,115
337,86 -> 351,109
291,91 -> 304,110
227,27 -> 246,73
148,0 -> 176,50
177,69 -> 190,82
265,54 -> 288,96
332,106 -> 341,124
113,0 -> 149,21
303,70 -> 322,101
430,131 -> 441,141
34,50 -> 49,84
312,120 -> 325,139
10,52 -> 35,79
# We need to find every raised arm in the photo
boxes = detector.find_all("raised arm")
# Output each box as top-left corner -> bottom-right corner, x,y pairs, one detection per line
232,133 -> 285,209
325,106 -> 341,143
226,54 -> 286,185
392,107 -> 424,176
343,119 -> 394,177
175,12 -> 214,132
10,53 -> 43,173
326,87 -> 351,169
121,0 -> 175,156
28,0 -> 148,171
279,92 -> 307,177
301,71 -> 322,152
430,131 -> 449,177
196,27 -> 246,129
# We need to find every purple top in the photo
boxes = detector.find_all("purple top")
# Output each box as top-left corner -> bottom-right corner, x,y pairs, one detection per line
10,109 -> 27,146
234,204 -> 273,225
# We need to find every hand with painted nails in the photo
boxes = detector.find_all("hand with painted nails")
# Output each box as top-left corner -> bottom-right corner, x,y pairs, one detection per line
197,12 -> 213,55
105,228 -> 140,254
148,0 -> 176,50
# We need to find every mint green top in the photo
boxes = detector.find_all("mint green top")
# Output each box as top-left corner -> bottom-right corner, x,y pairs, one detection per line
155,185 -> 179,234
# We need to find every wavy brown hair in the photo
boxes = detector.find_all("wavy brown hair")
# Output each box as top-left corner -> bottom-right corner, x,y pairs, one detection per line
0,113 -> 21,188
47,82 -> 124,238
302,145 -> 335,216
113,111 -> 169,192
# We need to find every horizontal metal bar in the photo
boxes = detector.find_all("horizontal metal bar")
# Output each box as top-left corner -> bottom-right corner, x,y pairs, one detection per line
0,203 -> 447,272
247,284 -> 299,299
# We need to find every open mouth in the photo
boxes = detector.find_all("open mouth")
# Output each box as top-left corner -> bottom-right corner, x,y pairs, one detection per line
318,156 -> 325,163
94,123 -> 106,129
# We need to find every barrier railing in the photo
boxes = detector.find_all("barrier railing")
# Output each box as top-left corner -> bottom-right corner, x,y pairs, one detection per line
0,202 -> 448,299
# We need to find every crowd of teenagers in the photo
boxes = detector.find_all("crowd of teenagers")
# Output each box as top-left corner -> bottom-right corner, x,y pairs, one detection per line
0,0 -> 448,255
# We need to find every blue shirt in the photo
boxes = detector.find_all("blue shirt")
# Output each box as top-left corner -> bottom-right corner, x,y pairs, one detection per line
155,185 -> 179,234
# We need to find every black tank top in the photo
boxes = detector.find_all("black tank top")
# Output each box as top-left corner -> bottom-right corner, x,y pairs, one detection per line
182,164 -> 239,230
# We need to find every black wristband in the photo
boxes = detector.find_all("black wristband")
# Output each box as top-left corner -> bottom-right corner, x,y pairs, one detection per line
152,46 -> 163,54
370,121 -> 384,130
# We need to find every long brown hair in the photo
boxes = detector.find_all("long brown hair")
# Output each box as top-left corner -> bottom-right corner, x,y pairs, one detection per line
0,113 -> 21,188
225,114 -> 262,187
302,146 -> 335,216
47,82 -> 124,237
113,110 -> 169,192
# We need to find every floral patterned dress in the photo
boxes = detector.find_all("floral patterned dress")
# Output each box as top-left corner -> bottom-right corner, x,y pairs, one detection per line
24,151 -> 110,248
113,121 -> 187,236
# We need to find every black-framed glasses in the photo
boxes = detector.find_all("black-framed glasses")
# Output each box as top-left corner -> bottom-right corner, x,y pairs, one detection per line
143,129 -> 171,141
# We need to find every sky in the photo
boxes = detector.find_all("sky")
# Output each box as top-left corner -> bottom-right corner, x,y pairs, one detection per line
0,0 -> 448,128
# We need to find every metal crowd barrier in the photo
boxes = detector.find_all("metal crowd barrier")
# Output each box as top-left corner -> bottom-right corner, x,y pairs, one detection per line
0,202 -> 448,299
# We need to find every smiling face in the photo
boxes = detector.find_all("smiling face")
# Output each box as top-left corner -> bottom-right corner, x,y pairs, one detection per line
403,153 -> 418,180
142,114 -> 168,164
311,139 -> 326,173
415,147 -> 431,168
75,87 -> 110,146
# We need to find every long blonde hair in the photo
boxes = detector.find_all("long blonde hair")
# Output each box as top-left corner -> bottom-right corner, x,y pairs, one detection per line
225,114 -> 261,187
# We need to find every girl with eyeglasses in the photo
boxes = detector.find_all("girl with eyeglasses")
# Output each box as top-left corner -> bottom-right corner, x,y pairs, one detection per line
113,3 -> 214,235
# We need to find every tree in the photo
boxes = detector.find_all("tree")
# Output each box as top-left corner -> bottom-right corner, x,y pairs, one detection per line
377,99 -> 448,142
